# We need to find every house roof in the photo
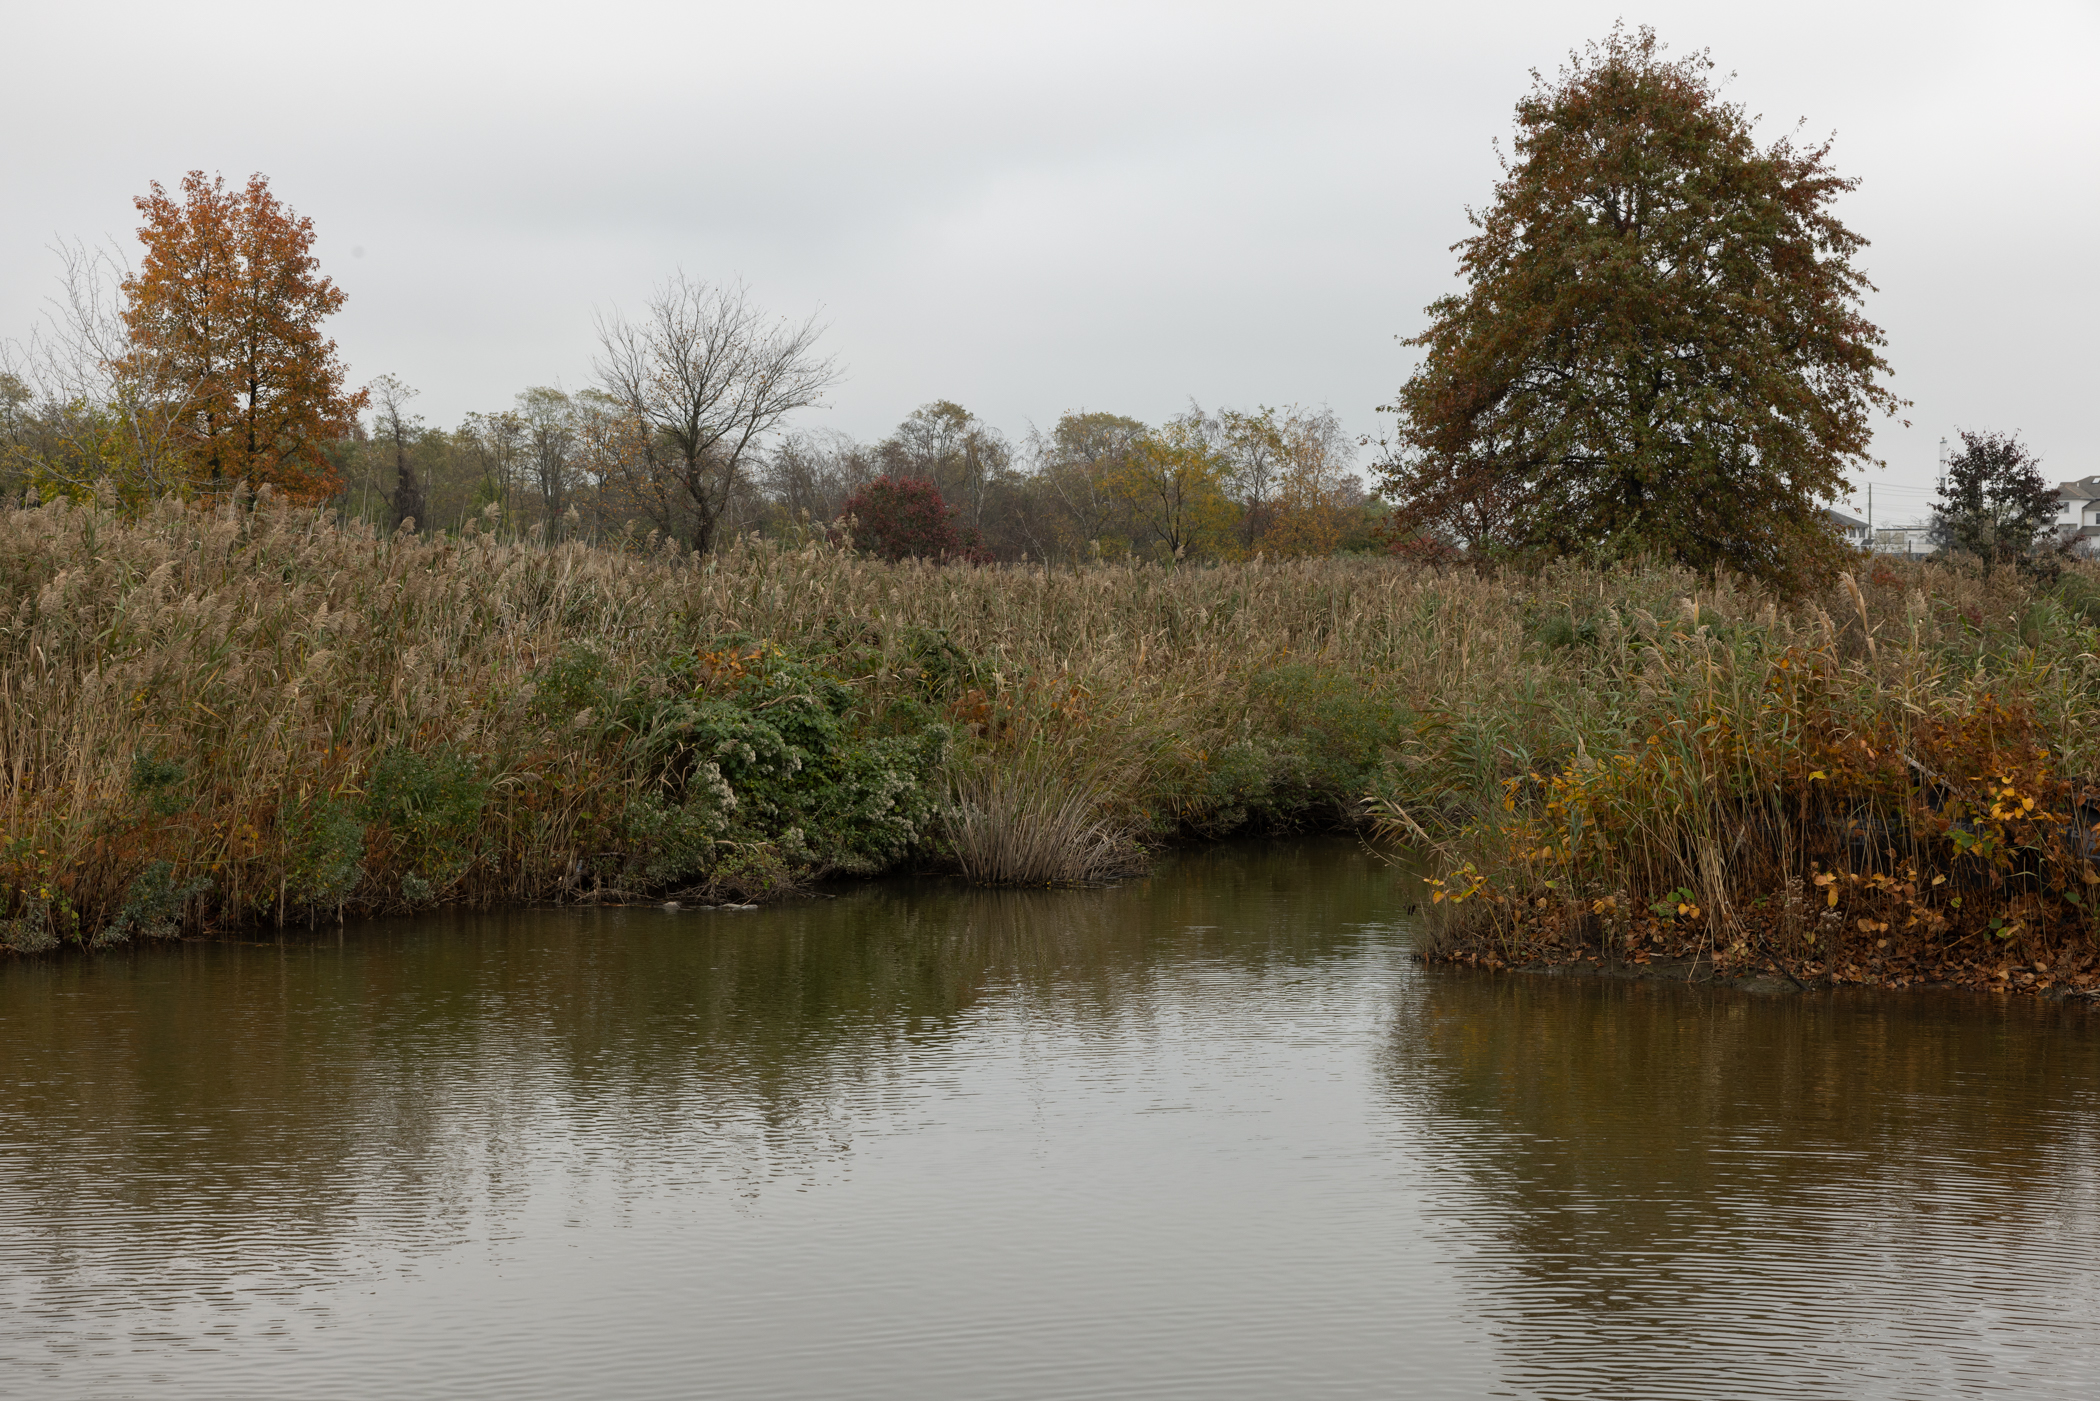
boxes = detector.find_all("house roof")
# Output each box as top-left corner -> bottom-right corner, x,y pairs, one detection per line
2057,476 -> 2100,501
1824,507 -> 1868,529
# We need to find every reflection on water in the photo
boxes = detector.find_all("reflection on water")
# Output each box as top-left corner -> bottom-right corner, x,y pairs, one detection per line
0,838 -> 2096,1399
1387,974 -> 2100,1397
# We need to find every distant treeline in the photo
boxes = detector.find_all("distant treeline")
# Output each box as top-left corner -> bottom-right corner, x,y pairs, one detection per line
318,390 -> 1385,563
0,176 -> 1384,564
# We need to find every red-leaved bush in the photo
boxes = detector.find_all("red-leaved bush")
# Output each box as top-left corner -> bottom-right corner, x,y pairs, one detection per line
838,476 -> 984,562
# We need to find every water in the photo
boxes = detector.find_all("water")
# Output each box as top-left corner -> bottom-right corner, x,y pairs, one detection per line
1,838 -> 2096,1399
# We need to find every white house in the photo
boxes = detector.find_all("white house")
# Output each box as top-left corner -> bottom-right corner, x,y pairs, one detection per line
2056,475 -> 2100,544
1824,507 -> 1870,547
1872,525 -> 1933,557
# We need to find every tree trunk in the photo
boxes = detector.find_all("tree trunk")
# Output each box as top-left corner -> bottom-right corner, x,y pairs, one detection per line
390,438 -> 425,532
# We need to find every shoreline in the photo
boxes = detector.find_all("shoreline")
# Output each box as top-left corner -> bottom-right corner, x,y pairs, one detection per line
1426,941 -> 2100,1003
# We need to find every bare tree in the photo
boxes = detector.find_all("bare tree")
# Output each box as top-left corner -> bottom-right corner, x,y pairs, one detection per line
515,386 -> 578,522
368,374 -> 426,531
1,239 -> 190,499
592,275 -> 838,553
764,429 -> 878,526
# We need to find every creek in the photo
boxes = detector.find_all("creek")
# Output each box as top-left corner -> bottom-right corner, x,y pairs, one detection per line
2,838 -> 2096,1398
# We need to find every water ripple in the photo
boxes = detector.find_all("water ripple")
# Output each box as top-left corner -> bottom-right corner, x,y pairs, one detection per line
1,840 -> 2096,1398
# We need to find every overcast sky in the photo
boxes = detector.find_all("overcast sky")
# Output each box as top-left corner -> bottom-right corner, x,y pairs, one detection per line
5,1 -> 2094,524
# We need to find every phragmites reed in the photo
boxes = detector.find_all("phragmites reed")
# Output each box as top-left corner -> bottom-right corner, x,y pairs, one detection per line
2,488 -> 2097,976
1395,563 -> 2100,992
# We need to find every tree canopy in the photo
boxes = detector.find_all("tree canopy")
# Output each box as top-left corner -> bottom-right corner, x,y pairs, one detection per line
1376,26 -> 1903,592
123,171 -> 364,499
1930,430 -> 2059,564
6,176 -> 1394,560
840,475 -> 974,561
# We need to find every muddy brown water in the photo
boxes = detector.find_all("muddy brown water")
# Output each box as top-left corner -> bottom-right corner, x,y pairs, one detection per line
2,838 -> 2097,1399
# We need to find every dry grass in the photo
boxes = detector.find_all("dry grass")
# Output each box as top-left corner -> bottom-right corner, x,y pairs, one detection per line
3,489 -> 2098,960
943,755 -> 1138,886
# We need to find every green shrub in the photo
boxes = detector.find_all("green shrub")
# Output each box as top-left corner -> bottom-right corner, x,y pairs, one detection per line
616,789 -> 730,888
1,900 -> 57,954
128,750 -> 190,817
279,791 -> 366,910
362,744 -> 488,899
1178,738 -> 1285,836
97,860 -> 210,946
1248,664 -> 1412,819
609,642 -> 949,891
806,729 -> 948,873
708,840 -> 797,902
528,645 -> 613,727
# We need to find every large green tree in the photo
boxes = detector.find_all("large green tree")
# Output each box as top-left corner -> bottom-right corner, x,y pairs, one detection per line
1377,26 -> 1903,591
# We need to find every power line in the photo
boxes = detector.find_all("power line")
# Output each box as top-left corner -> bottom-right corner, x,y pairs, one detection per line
1848,477 -> 1938,492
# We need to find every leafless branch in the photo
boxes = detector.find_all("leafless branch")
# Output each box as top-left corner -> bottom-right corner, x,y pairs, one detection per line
592,274 -> 839,552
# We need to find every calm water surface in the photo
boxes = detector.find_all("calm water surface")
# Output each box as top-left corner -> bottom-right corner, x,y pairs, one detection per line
2,839 -> 2097,1399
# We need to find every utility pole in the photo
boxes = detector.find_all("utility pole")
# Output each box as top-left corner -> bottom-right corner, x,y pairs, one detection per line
1928,436 -> 1952,560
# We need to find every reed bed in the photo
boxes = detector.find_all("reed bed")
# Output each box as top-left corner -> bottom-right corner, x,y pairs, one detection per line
1392,562 -> 2100,993
3,490 -> 2098,989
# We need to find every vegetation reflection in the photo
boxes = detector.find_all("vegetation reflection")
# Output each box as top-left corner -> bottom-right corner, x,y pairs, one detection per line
1383,971 -> 2100,1393
0,841 -> 1397,1274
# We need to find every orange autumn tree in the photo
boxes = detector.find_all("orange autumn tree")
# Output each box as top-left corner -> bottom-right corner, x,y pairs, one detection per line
121,171 -> 364,500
